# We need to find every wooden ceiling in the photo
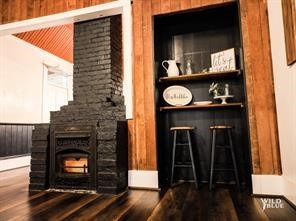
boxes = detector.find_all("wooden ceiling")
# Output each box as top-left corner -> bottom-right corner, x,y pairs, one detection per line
15,24 -> 73,63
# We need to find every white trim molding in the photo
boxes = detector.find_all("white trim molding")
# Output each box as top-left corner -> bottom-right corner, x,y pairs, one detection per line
0,156 -> 31,171
282,176 -> 296,205
128,170 -> 159,189
252,174 -> 283,195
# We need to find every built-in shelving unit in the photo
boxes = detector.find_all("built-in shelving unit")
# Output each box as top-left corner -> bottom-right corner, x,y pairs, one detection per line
159,69 -> 241,82
154,4 -> 251,188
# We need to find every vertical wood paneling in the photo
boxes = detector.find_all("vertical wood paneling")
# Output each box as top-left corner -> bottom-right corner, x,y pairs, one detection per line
151,0 -> 161,14
132,0 -> 146,169
39,0 -> 48,17
160,0 -> 171,13
180,0 -> 191,10
76,0 -> 85,9
170,0 -> 181,11
258,0 -> 281,174
0,0 -> 2,24
0,124 -> 34,157
282,0 -> 296,65
64,0 -> 77,11
11,126 -> 17,156
143,0 -> 157,170
33,0 -> 41,18
203,0 -> 225,6
132,0 -> 281,175
26,0 -> 34,19
239,0 -> 281,174
128,120 -> 136,169
0,125 -> 5,156
201,0 -> 222,7
190,0 -> 202,8
4,125 -> 10,156
0,0 -> 116,25
2,0 -> 9,24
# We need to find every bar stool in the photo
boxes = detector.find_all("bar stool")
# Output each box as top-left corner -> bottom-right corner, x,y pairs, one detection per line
170,126 -> 198,188
209,125 -> 240,191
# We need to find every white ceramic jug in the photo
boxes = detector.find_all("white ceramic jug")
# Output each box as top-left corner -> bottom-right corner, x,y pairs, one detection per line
162,60 -> 179,77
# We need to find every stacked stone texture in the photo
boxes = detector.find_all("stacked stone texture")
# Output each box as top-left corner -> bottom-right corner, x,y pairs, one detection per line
29,15 -> 127,193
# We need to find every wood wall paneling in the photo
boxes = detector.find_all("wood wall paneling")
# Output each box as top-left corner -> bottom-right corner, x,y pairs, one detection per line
170,0 -> 181,12
143,0 -> 157,170
132,0 -> 281,175
132,0 -> 147,170
180,0 -> 191,10
190,0 -> 202,8
151,0 -> 161,14
239,0 -> 281,174
0,0 -> 2,23
160,0 -> 171,14
0,0 -> 116,25
282,0 -> 296,65
0,124 -> 34,157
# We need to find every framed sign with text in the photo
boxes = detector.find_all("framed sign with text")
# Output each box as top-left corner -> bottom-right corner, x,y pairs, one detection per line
210,48 -> 236,72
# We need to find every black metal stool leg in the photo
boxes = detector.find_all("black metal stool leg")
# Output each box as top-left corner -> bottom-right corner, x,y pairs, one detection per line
227,129 -> 240,190
170,130 -> 177,186
209,129 -> 216,191
187,131 -> 198,188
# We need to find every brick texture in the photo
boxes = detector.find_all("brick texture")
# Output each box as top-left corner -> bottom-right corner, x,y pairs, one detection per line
29,15 -> 127,194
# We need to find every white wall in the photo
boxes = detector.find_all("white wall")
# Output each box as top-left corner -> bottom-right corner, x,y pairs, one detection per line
267,0 -> 296,205
0,35 -> 73,123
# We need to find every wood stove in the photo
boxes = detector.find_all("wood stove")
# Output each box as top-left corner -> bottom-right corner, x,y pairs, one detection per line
49,125 -> 96,190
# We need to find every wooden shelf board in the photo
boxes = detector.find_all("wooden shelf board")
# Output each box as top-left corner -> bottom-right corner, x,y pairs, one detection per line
159,69 -> 241,82
160,102 -> 244,111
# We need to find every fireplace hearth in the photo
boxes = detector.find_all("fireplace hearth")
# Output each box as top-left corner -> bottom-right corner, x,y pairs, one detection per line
30,15 -> 128,194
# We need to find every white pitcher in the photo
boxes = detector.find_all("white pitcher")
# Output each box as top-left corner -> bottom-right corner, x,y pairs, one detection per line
162,60 -> 179,77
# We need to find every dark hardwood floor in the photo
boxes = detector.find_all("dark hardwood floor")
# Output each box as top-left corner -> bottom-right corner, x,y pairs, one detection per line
0,167 -> 295,221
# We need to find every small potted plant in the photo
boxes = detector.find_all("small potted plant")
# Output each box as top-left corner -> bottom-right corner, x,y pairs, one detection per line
209,82 -> 220,97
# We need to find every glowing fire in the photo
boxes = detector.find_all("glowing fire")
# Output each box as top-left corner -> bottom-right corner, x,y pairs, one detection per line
63,157 -> 88,173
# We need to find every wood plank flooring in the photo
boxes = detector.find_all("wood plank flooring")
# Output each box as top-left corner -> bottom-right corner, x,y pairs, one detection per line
0,167 -> 295,221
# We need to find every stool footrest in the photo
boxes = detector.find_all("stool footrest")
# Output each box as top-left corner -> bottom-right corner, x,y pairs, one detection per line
216,145 -> 231,149
174,164 -> 193,168
213,168 -> 235,171
176,143 -> 190,146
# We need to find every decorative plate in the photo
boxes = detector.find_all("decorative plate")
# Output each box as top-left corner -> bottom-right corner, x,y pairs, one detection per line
163,85 -> 192,106
193,101 -> 213,105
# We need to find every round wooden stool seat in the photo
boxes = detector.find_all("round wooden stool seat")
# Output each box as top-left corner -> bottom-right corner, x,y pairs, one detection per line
170,126 -> 195,131
209,125 -> 233,130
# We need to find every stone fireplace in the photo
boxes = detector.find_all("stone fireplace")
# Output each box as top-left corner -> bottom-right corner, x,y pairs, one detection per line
30,15 -> 128,194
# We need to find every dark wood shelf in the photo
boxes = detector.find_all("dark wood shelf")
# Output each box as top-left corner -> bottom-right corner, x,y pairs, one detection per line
159,69 -> 241,82
160,102 -> 244,111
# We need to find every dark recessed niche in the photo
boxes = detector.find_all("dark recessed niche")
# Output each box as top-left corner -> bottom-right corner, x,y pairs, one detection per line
154,3 -> 251,189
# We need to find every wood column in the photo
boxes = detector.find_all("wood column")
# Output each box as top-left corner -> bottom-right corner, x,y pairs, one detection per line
239,0 -> 281,174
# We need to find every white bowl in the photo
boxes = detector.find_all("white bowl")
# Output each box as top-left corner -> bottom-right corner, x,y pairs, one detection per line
193,101 -> 212,106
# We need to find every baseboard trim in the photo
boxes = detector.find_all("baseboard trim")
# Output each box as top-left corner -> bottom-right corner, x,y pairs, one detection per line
0,155 -> 31,171
128,170 -> 159,189
252,174 -> 283,195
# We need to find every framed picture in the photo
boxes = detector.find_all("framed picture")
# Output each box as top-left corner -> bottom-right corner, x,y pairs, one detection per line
282,0 -> 296,65
210,48 -> 236,72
